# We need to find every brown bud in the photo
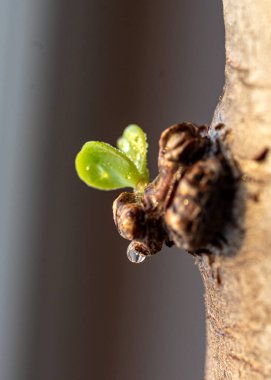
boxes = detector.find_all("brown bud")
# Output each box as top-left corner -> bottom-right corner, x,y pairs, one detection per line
113,192 -> 146,241
159,123 -> 210,167
165,156 -> 234,250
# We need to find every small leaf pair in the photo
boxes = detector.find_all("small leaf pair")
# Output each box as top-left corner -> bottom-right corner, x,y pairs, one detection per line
75,125 -> 149,191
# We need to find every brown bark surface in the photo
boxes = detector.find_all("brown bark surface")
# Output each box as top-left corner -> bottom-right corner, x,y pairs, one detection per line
198,1 -> 271,379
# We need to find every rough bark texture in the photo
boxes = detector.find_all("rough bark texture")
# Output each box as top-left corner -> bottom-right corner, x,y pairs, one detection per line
198,1 -> 271,379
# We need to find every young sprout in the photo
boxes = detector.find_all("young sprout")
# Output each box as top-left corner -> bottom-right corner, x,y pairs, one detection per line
75,125 -> 149,192
117,124 -> 149,186
75,122 -> 236,264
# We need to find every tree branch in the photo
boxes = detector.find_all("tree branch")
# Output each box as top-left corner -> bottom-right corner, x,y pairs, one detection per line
199,1 -> 271,378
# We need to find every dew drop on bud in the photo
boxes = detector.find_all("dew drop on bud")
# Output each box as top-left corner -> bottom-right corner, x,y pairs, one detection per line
127,242 -> 146,264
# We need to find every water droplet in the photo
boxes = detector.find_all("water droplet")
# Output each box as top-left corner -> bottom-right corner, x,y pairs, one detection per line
121,140 -> 130,152
127,242 -> 146,264
183,198 -> 189,206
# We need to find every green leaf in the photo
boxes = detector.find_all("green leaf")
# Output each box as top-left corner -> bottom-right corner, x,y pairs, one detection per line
117,124 -> 149,182
75,141 -> 142,190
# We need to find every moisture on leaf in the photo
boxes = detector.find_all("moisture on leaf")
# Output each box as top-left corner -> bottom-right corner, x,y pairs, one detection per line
117,124 -> 149,183
75,141 -> 143,190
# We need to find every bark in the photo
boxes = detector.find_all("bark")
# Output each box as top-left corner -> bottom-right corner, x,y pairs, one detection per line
198,1 -> 271,379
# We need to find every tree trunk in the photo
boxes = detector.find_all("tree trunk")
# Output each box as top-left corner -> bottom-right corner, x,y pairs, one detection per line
198,1 -> 271,379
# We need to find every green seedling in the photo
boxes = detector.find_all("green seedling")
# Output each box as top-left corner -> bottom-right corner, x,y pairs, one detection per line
75,125 -> 149,192
75,122 -> 235,264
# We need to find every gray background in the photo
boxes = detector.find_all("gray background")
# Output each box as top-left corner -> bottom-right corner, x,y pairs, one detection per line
0,1 -> 224,379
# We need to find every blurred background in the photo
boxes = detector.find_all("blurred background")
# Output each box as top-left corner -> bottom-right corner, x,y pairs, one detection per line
0,1 -> 224,379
